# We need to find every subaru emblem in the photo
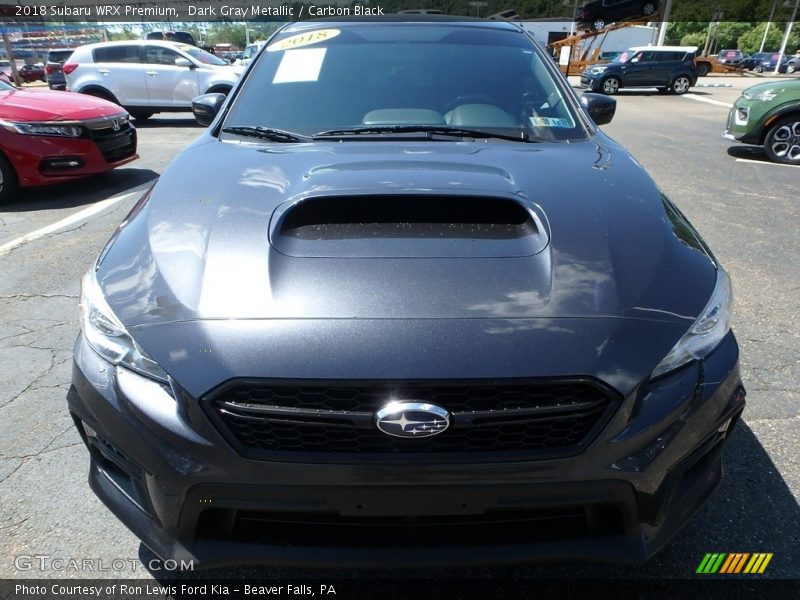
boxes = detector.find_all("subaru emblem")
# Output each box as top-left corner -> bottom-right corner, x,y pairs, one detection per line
375,402 -> 450,438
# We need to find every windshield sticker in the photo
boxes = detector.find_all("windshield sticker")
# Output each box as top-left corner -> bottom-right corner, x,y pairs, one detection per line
267,29 -> 340,52
530,116 -> 572,128
273,48 -> 327,84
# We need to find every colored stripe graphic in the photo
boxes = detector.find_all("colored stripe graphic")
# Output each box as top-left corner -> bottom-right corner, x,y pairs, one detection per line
699,553 -> 773,574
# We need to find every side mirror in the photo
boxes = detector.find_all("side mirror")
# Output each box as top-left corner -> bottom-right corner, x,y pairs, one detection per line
175,58 -> 194,69
580,93 -> 616,126
192,93 -> 226,127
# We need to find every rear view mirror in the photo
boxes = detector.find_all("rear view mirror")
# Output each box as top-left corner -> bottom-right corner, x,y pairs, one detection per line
192,93 -> 226,127
580,93 -> 616,126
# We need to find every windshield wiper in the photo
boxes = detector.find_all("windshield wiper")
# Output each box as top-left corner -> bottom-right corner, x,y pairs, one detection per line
221,126 -> 310,143
313,125 -> 534,143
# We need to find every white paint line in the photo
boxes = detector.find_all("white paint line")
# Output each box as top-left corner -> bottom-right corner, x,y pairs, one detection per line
735,158 -> 800,169
0,190 -> 140,256
682,94 -> 734,108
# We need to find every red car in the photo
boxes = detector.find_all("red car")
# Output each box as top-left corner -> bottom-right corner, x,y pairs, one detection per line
19,63 -> 46,83
0,80 -> 138,202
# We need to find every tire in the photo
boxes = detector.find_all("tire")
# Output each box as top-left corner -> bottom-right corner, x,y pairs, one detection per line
600,76 -> 620,95
642,1 -> 657,16
0,153 -> 19,204
128,110 -> 154,121
764,116 -> 800,165
696,62 -> 710,77
755,65 -> 764,73
670,75 -> 691,95
787,63 -> 796,74
592,18 -> 606,31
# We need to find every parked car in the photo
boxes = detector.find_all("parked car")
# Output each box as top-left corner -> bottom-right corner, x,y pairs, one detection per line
716,49 -> 745,65
0,60 -> 13,83
68,19 -> 744,568
724,79 -> 800,164
19,63 -> 46,83
0,71 -> 10,85
740,52 -> 771,70
64,40 -> 242,120
755,53 -> 791,73
236,41 -> 267,67
0,80 -> 137,202
580,45 -> 697,95
576,0 -> 660,31
45,48 -> 74,90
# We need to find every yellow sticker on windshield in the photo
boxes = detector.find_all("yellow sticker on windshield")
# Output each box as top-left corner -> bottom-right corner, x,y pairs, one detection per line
267,29 -> 340,52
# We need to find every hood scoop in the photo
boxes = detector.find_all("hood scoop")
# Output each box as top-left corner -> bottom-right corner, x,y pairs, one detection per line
270,194 -> 549,258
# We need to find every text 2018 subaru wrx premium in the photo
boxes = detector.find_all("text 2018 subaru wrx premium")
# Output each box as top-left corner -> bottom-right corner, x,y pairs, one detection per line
68,19 -> 745,567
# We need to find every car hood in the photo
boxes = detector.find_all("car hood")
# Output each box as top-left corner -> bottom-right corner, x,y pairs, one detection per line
97,137 -> 718,394
0,88 -> 125,121
743,78 -> 800,96
100,136 -> 717,326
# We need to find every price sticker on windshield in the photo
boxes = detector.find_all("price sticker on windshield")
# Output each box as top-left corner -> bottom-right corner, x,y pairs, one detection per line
267,29 -> 341,52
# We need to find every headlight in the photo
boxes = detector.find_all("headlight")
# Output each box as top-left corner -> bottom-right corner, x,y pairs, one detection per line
588,66 -> 608,75
742,88 -> 778,102
651,270 -> 733,379
79,269 -> 168,382
0,120 -> 83,137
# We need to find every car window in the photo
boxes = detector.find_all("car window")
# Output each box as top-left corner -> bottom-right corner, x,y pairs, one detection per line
47,50 -> 73,63
145,46 -> 181,65
0,80 -> 12,91
176,45 -> 228,65
225,25 -> 584,141
93,45 -> 141,64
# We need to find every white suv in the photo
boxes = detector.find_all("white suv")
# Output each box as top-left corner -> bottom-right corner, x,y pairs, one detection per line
65,40 -> 242,120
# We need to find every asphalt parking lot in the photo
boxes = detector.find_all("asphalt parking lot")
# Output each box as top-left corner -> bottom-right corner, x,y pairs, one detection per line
1,75 -> 798,581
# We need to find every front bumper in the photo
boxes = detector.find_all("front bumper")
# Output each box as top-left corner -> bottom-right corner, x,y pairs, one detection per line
579,74 -> 602,91
2,126 -> 137,188
68,332 -> 745,568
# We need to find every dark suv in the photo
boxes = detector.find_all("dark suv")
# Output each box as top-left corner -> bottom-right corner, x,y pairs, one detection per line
576,0 -> 660,30
581,46 -> 698,95
45,48 -> 74,90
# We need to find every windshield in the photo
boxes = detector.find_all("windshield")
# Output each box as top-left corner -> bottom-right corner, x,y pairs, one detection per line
178,45 -> 228,66
0,80 -> 12,91
224,24 -> 584,142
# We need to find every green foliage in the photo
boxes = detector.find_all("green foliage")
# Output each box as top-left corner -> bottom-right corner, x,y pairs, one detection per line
680,32 -> 708,47
738,22 -> 799,54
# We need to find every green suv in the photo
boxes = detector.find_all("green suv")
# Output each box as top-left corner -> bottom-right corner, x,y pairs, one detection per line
724,79 -> 800,164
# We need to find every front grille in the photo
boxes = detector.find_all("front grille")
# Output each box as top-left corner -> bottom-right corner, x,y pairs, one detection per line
196,505 -> 624,547
87,121 -> 136,163
209,380 -> 617,459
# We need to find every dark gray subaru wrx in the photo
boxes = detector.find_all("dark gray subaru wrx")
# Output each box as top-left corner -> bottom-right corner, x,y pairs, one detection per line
68,18 -> 745,568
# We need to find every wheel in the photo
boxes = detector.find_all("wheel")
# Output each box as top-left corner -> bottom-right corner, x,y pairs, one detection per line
764,116 -> 800,165
787,63 -> 796,74
0,152 -> 19,204
600,76 -> 620,95
642,1 -> 657,16
592,18 -> 606,30
670,75 -> 691,95
755,65 -> 764,73
696,62 -> 710,77
128,110 -> 154,121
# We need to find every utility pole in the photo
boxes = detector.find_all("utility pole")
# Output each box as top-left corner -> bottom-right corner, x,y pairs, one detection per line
760,0 -> 779,53
2,32 -> 20,86
774,0 -> 799,75
656,0 -> 674,46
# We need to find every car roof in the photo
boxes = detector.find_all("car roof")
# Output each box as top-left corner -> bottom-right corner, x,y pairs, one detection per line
280,16 -> 520,33
78,40 -> 195,51
629,46 -> 698,53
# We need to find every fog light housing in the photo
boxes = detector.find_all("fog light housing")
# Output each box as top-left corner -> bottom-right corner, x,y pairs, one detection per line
41,157 -> 84,171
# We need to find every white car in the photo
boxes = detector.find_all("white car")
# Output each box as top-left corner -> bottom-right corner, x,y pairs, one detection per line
236,41 -> 267,67
65,40 -> 242,120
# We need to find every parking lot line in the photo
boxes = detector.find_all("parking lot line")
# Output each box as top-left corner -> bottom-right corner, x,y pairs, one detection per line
0,189 -> 140,256
735,158 -> 800,169
681,94 -> 733,108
